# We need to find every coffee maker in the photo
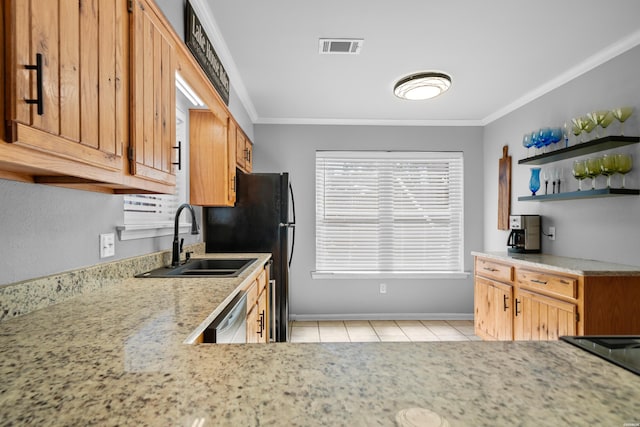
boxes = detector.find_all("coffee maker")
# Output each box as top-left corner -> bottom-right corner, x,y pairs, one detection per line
507,215 -> 541,254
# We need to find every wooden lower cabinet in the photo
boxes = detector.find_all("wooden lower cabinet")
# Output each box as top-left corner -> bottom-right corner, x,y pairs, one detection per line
474,277 -> 513,340
245,265 -> 269,343
513,288 -> 576,340
474,255 -> 640,341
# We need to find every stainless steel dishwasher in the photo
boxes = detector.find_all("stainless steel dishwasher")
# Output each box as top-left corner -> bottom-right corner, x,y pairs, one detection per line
202,292 -> 247,343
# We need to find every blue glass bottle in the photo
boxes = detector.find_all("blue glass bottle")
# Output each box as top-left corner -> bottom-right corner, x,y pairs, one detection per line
529,167 -> 541,196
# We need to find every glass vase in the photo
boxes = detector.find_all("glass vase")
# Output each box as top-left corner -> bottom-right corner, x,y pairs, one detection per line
529,167 -> 541,196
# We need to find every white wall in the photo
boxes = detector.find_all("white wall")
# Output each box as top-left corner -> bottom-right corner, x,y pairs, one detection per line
0,94 -> 202,286
483,45 -> 640,266
254,125 -> 484,319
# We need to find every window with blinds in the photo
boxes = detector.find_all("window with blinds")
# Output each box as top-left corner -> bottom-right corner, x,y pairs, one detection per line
123,193 -> 180,226
315,151 -> 464,274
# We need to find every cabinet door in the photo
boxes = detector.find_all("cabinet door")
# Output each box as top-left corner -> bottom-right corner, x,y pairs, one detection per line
246,304 -> 259,344
129,0 -> 176,187
5,0 -> 125,173
244,140 -> 253,173
189,109 -> 234,206
226,120 -> 237,205
514,289 -> 577,341
475,277 -> 513,340
256,287 -> 268,343
235,127 -> 246,169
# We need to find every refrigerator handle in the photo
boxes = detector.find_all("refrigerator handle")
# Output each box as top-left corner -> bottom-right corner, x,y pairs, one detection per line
288,182 -> 296,268
279,182 -> 296,268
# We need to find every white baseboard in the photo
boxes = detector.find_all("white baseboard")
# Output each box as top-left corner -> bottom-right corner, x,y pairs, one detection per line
289,313 -> 474,322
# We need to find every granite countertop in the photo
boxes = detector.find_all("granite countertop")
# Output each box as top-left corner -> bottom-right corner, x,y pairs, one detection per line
472,251 -> 640,276
1,254 -> 639,426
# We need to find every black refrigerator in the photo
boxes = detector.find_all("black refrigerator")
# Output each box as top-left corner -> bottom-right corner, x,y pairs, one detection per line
203,172 -> 295,342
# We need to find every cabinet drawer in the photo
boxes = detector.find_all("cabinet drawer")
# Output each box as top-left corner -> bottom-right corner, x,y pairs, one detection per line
516,270 -> 577,299
475,258 -> 513,283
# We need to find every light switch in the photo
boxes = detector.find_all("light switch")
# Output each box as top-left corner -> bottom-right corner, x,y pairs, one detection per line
99,233 -> 115,258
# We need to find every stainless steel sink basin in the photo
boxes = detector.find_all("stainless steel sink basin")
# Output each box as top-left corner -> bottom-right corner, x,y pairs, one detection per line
136,258 -> 257,278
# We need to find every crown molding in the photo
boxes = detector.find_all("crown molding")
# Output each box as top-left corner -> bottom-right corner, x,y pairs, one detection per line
255,117 -> 483,127
189,0 -> 258,122
185,4 -> 640,128
482,28 -> 640,126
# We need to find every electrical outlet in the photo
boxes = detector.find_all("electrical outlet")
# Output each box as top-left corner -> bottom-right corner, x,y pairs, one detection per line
548,226 -> 556,241
99,233 -> 115,258
379,283 -> 387,294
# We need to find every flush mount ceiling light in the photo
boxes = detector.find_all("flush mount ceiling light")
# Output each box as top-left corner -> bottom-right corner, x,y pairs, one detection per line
393,72 -> 452,101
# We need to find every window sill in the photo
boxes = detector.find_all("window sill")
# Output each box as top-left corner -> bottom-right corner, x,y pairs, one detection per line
311,271 -> 471,280
116,223 -> 192,241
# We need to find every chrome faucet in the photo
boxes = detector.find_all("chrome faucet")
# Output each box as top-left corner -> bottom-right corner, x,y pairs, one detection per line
172,203 -> 200,267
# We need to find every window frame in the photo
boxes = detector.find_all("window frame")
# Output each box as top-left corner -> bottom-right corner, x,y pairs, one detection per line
313,150 -> 467,279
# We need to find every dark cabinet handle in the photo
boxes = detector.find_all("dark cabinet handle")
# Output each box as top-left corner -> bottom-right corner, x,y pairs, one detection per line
483,267 -> 498,272
515,298 -> 521,316
531,279 -> 547,285
503,295 -> 509,311
172,140 -> 182,170
25,53 -> 44,115
257,310 -> 265,338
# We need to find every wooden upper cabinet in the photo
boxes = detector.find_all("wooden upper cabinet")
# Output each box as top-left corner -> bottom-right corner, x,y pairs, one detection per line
234,123 -> 253,173
226,120 -> 237,205
3,0 -> 126,180
128,0 -> 176,188
189,109 -> 235,206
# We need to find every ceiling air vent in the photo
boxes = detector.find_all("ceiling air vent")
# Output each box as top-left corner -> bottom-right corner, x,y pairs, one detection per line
319,38 -> 363,55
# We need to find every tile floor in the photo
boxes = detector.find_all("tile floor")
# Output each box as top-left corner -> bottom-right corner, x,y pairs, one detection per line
289,320 -> 480,343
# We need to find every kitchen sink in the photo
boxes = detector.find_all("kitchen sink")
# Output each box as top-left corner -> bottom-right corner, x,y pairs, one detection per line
136,258 -> 257,278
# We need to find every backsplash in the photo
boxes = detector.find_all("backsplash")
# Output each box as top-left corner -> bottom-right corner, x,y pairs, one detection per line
0,243 -> 205,322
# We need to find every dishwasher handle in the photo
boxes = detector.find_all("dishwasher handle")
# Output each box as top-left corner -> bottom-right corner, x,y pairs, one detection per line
204,291 -> 247,343
217,293 -> 246,333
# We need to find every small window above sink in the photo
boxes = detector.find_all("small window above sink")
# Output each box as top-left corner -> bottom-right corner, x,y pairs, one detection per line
136,258 -> 257,278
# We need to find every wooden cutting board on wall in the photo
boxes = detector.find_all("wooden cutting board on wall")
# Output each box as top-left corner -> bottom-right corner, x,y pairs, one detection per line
498,145 -> 511,230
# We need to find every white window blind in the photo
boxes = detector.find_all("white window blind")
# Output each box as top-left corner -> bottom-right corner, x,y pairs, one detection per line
315,151 -> 464,274
123,193 -> 180,226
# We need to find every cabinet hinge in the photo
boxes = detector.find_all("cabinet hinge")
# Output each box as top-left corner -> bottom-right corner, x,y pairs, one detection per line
576,312 -> 580,322
128,146 -> 135,161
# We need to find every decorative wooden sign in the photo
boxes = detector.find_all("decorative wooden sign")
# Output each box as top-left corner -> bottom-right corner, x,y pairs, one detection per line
185,2 -> 230,105
498,145 -> 511,230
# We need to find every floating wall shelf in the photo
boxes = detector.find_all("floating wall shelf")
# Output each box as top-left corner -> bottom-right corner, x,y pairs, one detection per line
518,188 -> 640,202
518,135 -> 640,166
